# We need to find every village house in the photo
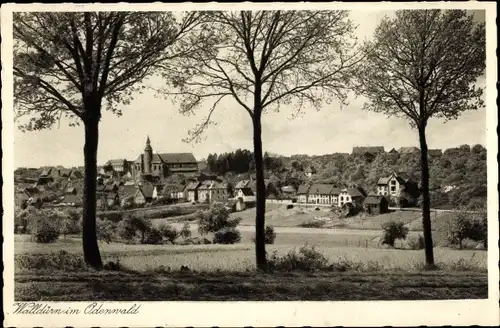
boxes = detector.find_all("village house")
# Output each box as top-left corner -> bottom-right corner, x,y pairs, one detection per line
134,183 -> 154,204
338,187 -> 364,207
160,184 -> 186,201
37,168 -> 55,184
186,181 -> 201,203
105,159 -> 131,173
281,185 -> 297,199
364,195 -> 389,215
132,136 -> 198,183
59,194 -> 82,207
398,146 -> 420,155
197,180 -> 229,204
308,184 -> 338,205
118,185 -> 138,206
377,172 -> 419,201
351,146 -> 385,155
296,185 -> 310,203
305,166 -> 316,178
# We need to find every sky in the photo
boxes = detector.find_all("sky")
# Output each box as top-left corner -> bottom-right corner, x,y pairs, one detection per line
13,10 -> 488,168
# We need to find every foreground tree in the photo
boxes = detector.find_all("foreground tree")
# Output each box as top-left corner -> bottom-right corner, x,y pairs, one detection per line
355,10 -> 485,265
166,11 -> 359,270
14,12 -> 200,269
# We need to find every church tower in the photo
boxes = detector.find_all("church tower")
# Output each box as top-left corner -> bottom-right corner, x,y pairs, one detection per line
144,136 -> 153,175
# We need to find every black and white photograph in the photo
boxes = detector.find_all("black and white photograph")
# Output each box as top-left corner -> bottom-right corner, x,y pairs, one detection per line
2,2 -> 498,327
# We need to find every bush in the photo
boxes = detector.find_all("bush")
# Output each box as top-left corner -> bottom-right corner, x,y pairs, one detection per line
267,245 -> 328,272
97,218 -> 116,244
159,223 -> 179,244
213,227 -> 241,244
31,216 -> 60,243
180,223 -> 192,240
198,203 -> 241,235
381,221 -> 409,247
117,215 -> 152,242
142,227 -> 164,244
447,207 -> 487,249
60,209 -> 82,237
265,225 -> 276,244
407,234 -> 425,250
298,220 -> 326,228
16,250 -> 86,271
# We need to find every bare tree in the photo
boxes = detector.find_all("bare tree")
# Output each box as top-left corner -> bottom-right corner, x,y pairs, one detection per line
14,11 -> 200,269
165,10 -> 359,270
355,10 -> 485,265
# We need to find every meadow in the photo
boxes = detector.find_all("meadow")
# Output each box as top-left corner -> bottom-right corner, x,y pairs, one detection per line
15,205 -> 487,301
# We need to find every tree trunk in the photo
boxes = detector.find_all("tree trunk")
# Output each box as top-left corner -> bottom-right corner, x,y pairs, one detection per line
418,124 -> 435,266
252,112 -> 267,271
82,118 -> 103,269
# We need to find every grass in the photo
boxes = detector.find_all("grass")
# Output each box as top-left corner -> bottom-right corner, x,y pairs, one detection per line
15,269 -> 487,301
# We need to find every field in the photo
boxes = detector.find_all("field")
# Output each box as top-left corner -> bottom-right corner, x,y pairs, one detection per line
15,204 -> 487,301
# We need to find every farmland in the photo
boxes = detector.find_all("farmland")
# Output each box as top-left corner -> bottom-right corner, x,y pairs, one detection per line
14,204 -> 487,301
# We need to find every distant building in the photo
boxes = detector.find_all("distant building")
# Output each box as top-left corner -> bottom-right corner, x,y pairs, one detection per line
307,184 -> 340,205
377,172 -> 419,201
106,159 -> 131,173
186,181 -> 201,203
364,195 -> 389,215
428,149 -> 443,157
296,185 -> 310,203
398,147 -> 420,155
338,188 -> 364,207
134,183 -> 154,204
305,166 -> 316,178
132,136 -> 198,183
281,185 -> 297,199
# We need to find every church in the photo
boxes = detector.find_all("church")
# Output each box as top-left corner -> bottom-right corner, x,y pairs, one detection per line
132,136 -> 199,183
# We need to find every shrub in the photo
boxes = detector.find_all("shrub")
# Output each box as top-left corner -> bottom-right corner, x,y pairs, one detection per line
381,221 -> 409,247
97,218 -> 116,244
101,211 -> 124,223
15,250 -> 86,271
407,234 -> 425,250
267,245 -> 328,272
142,227 -> 164,245
198,203 -> 241,235
213,227 -> 241,244
180,223 -> 192,240
265,225 -> 276,244
447,207 -> 487,249
31,216 -> 60,243
60,210 -> 82,237
298,220 -> 326,228
159,223 -> 179,244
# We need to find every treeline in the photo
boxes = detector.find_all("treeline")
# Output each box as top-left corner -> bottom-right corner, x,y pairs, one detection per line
205,149 -> 284,175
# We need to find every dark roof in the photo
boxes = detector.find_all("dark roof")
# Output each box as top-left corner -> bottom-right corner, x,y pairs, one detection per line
240,188 -> 254,196
235,180 -> 251,189
309,184 -> 333,195
40,168 -> 52,177
364,195 -> 386,205
119,185 -> 138,198
377,177 -> 390,185
297,185 -> 310,194
69,170 -> 83,179
106,192 -> 118,199
162,184 -> 186,193
153,153 -> 197,164
344,188 -> 364,197
329,187 -> 342,195
139,183 -> 155,198
388,148 -> 399,154
169,167 -> 199,172
352,146 -> 385,154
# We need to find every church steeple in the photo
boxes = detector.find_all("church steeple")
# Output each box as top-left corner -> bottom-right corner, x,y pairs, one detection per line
144,135 -> 153,174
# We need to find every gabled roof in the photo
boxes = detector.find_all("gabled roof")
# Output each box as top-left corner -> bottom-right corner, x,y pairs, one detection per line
152,153 -> 197,164
186,181 -> 201,190
119,185 -> 138,198
297,185 -> 310,194
235,180 -> 251,189
329,187 -> 342,195
162,184 -> 186,194
345,188 -> 364,197
398,147 -> 420,154
309,184 -> 334,195
40,168 -> 52,177
69,170 -> 83,179
65,187 -> 77,194
240,188 -> 254,196
377,177 -> 390,185
106,192 -> 118,199
139,183 -> 154,198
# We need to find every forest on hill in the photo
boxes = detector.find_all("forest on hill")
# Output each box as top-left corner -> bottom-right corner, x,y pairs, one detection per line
204,144 -> 487,208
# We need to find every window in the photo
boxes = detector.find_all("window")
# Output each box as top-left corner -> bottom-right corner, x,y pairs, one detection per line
340,196 -> 344,201
391,180 -> 396,185
391,186 -> 396,192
